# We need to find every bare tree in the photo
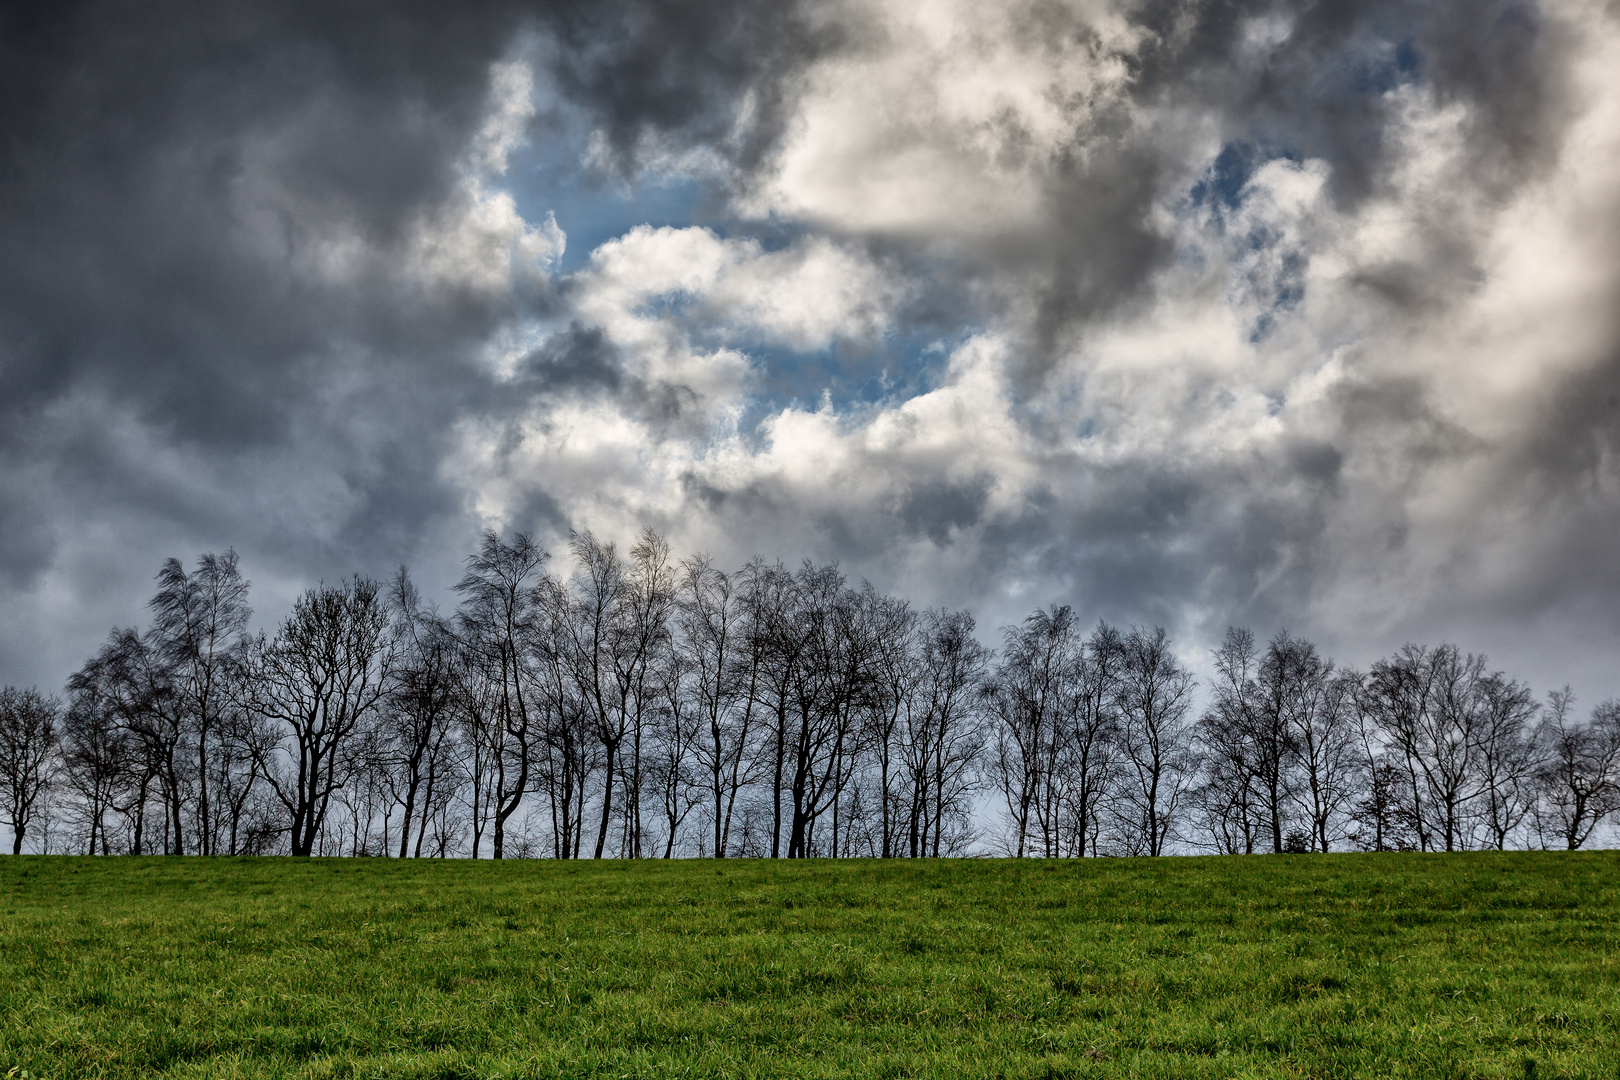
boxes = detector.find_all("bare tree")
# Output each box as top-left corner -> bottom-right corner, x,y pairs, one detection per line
650,646 -> 702,857
210,707 -> 263,856
0,687 -> 61,855
1367,644 -> 1527,851
530,576 -> 594,858
904,609 -> 988,857
148,551 -> 252,856
1113,627 -> 1195,857
70,629 -> 189,853
1534,692 -> 1620,850
59,683 -> 136,855
1249,632 -> 1312,851
384,568 -> 459,858
1194,627 -> 1265,854
738,558 -> 803,858
237,577 -> 397,857
1472,673 -> 1541,850
1289,667 -> 1363,853
859,585 -> 916,859
677,556 -> 763,858
986,607 -> 1077,857
784,563 -> 874,858
618,529 -> 679,858
558,529 -> 674,859
455,532 -> 550,860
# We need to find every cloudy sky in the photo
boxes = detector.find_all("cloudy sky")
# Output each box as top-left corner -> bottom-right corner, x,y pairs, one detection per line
3,0 -> 1619,702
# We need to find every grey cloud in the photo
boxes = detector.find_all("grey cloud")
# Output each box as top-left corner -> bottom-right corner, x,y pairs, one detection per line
538,0 -> 834,179
513,322 -> 624,396
1007,0 -> 1579,373
2,0 -> 1618,711
897,476 -> 994,547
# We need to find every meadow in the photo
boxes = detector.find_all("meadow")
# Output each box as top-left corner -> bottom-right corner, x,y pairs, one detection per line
1,853 -> 1616,1079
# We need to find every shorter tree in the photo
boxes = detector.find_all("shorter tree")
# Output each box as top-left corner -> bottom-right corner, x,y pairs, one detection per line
1534,692 -> 1620,850
60,687 -> 136,855
0,687 -> 62,855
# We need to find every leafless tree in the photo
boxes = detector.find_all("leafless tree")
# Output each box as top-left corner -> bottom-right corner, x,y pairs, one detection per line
335,724 -> 394,855
1194,627 -> 1265,854
384,568 -> 460,858
617,529 -> 679,858
455,531 -> 551,860
45,528 -> 1614,862
529,576 -> 594,858
1471,673 -> 1541,850
452,638 -> 505,858
1289,667 -> 1363,852
59,683 -> 137,855
148,551 -> 251,856
1113,627 -> 1195,857
859,585 -> 916,858
784,563 -> 874,858
558,529 -> 674,859
1365,644 -> 1533,851
236,577 -> 397,857
903,608 -> 989,858
677,555 -> 763,858
0,687 -> 61,854
986,607 -> 1077,857
1247,632 -> 1313,851
1534,692 -> 1620,850
209,706 -> 263,856
738,558 -> 803,858
70,629 -> 189,853
1056,622 -> 1123,857
650,646 -> 702,856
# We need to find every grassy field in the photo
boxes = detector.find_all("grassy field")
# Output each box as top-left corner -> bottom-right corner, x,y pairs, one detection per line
1,853 -> 1617,1079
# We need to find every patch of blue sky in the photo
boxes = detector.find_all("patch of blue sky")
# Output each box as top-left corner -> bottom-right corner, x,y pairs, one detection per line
499,75 -> 982,431
501,109 -> 816,273
1189,141 -> 1303,219
721,325 -> 976,446
505,138 -> 706,273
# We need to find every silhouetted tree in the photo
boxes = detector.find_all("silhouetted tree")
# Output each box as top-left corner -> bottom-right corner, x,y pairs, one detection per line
987,607 -> 1077,857
0,687 -> 61,854
1114,627 -> 1195,857
59,683 -> 136,855
148,551 -> 251,856
1534,692 -> 1620,850
677,555 -> 763,858
456,532 -> 550,860
904,609 -> 989,857
237,577 -> 397,857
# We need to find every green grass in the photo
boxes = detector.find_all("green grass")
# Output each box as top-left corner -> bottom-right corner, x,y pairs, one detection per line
1,853 -> 1617,1079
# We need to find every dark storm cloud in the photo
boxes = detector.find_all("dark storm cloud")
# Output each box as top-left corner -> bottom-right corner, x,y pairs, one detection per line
0,0 -> 544,596
0,0 -> 528,427
538,0 -> 834,178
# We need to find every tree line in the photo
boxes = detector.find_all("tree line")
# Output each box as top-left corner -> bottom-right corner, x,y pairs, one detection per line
2,532 -> 1618,858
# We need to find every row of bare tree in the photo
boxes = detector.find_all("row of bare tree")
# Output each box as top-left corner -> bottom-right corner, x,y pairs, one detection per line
991,615 -> 1620,858
3,533 -> 1618,857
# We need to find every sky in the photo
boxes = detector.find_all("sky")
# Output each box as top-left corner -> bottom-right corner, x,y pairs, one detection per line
2,0 -> 1619,706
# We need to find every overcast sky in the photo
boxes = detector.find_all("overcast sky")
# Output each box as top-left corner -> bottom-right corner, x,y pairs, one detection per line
3,0 -> 1618,705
